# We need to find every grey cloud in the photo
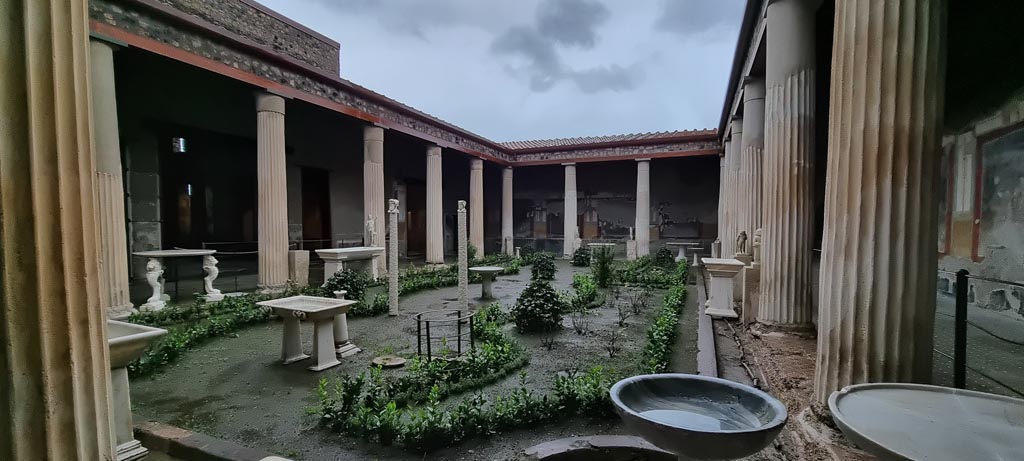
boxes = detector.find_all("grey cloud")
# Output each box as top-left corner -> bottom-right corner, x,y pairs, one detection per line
490,0 -> 638,93
655,0 -> 744,37
536,0 -> 609,49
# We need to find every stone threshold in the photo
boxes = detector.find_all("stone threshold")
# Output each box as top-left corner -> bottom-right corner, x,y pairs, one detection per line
135,419 -> 290,461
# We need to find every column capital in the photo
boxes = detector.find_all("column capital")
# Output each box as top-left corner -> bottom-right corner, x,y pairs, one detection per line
255,92 -> 286,114
743,78 -> 766,101
561,162 -> 576,166
635,158 -> 651,163
427,144 -> 442,157
363,125 -> 384,141
470,158 -> 484,169
731,117 -> 744,135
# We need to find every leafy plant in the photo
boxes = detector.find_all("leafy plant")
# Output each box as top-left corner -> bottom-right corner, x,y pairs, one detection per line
324,268 -> 371,304
614,256 -> 675,288
654,246 -> 675,269
570,274 -> 599,308
571,246 -> 591,267
511,280 -> 564,333
467,244 -> 477,262
641,284 -> 688,374
519,245 -> 536,264
591,246 -> 614,288
529,252 -> 556,281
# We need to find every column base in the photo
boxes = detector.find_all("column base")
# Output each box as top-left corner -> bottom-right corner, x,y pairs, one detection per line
107,303 -> 138,320
139,300 -> 166,312
116,439 -> 148,461
258,285 -> 287,295
336,342 -> 362,358
704,300 -> 740,319
203,293 -> 225,302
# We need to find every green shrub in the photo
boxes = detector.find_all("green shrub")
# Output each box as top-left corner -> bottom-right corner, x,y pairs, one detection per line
591,247 -> 614,288
570,274 -> 599,308
530,252 -> 556,280
467,244 -> 477,262
511,280 -> 564,333
615,256 -> 675,288
641,285 -> 688,374
352,292 -> 389,317
654,246 -> 675,269
324,268 -> 371,303
519,245 -> 536,264
571,246 -> 591,267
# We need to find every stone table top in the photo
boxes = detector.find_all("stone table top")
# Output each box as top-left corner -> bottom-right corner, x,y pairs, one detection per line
587,242 -> 617,247
700,257 -> 745,266
469,266 -> 504,274
257,295 -> 355,314
133,249 -> 216,258
664,242 -> 701,247
315,246 -> 385,260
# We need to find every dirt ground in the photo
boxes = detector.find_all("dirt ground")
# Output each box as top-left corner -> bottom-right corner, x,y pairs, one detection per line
131,260 -> 699,460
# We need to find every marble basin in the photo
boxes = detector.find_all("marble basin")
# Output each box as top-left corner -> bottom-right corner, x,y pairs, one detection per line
610,374 -> 787,460
107,320 -> 167,368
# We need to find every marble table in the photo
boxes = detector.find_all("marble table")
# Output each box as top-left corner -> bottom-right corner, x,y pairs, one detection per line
664,241 -> 701,262
469,266 -> 503,299
257,295 -> 357,372
701,258 -> 745,319
133,249 -> 220,311
316,246 -> 385,280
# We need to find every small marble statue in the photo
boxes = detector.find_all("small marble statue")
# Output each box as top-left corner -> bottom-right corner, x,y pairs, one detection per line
142,258 -> 165,311
629,226 -> 635,240
736,231 -> 748,255
752,228 -> 762,264
365,215 -> 376,245
202,255 -> 223,300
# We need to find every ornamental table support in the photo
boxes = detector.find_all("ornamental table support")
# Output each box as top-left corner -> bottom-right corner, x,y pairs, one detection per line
332,290 -> 361,357
259,296 -> 357,372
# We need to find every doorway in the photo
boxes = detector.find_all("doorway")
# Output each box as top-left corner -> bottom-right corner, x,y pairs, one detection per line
301,167 -> 331,250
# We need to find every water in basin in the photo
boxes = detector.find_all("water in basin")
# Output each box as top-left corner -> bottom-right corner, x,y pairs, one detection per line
639,395 -> 762,431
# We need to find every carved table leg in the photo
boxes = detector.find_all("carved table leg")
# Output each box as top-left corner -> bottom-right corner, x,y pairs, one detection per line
675,247 -> 686,262
332,290 -> 361,357
481,275 -> 495,299
202,254 -> 224,301
141,257 -> 166,311
280,311 -> 309,364
309,318 -> 342,371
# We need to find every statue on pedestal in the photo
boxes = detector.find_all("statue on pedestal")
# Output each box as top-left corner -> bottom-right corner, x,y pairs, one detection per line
736,231 -> 748,255
752,228 -> 762,265
365,215 -> 377,246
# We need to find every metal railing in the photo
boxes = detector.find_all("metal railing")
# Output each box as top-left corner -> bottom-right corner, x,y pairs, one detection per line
940,269 -> 1024,397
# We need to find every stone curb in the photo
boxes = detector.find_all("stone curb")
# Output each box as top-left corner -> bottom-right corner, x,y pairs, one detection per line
520,435 -> 674,461
135,419 -> 290,461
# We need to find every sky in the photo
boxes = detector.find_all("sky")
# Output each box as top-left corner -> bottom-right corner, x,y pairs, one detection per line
257,0 -> 745,142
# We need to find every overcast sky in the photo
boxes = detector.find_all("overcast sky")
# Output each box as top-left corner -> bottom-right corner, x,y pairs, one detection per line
257,0 -> 744,142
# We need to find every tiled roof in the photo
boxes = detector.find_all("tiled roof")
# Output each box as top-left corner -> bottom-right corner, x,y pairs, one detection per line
500,129 -> 717,151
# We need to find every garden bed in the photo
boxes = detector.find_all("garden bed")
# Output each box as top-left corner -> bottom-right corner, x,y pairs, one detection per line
129,259 -> 698,460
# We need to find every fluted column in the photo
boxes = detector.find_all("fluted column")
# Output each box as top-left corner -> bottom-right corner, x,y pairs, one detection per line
256,93 -> 289,291
90,39 -> 135,319
759,0 -> 817,326
469,158 -> 484,256
720,140 -> 731,246
1,0 -> 116,457
815,0 -> 945,403
725,119 -> 744,255
740,78 -> 765,244
635,159 -> 651,257
426,145 -> 444,264
563,163 -> 578,257
502,167 -> 514,256
717,153 -> 725,238
364,126 -> 386,270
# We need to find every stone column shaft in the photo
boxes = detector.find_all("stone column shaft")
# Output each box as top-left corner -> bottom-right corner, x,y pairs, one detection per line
502,167 -> 514,256
89,39 -> 134,318
388,199 -> 399,316
0,0 -> 116,457
426,146 -> 444,264
256,93 -> 289,291
725,120 -> 744,255
635,159 -> 651,257
457,201 -> 469,310
740,79 -> 766,242
815,0 -> 945,403
563,163 -> 578,257
469,158 -> 484,256
364,126 -> 386,270
759,0 -> 817,326
717,153 -> 725,239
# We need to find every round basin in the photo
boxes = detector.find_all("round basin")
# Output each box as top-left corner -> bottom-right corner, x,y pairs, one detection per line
610,374 -> 787,460
829,383 -> 1024,460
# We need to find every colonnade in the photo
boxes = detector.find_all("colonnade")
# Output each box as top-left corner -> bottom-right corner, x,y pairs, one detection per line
718,0 -> 946,403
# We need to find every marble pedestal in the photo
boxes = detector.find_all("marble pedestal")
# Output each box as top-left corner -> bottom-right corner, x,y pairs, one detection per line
741,264 -> 761,324
108,320 -> 168,461
469,266 -> 503,299
733,254 -> 753,302
626,240 -> 638,261
288,250 -> 310,286
702,258 -> 745,319
332,290 -> 361,357
316,246 -> 386,281
258,296 -> 357,371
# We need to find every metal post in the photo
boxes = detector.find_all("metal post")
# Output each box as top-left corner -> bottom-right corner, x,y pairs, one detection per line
457,310 -> 463,356
425,321 -> 432,359
470,316 -> 475,350
954,269 -> 969,389
417,316 -> 422,356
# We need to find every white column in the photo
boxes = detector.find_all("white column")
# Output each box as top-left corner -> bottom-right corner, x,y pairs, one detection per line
457,200 -> 469,310
364,126 -> 386,270
388,199 -> 399,316
563,163 -> 578,258
89,39 -> 135,319
1,0 -> 116,456
502,166 -> 514,256
815,0 -> 945,403
256,92 -> 289,291
725,119 -> 744,255
469,158 -> 484,257
759,0 -> 817,326
740,78 -> 765,245
635,159 -> 651,257
426,145 -> 444,264
720,140 -> 731,246
717,152 -> 725,240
